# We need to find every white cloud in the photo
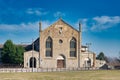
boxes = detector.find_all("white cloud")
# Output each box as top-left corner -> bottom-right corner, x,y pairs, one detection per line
26,8 -> 48,16
81,19 -> 89,32
54,11 -> 65,18
0,22 -> 38,31
1,16 -> 119,33
74,19 -> 88,32
0,21 -> 52,32
93,16 -> 120,24
76,16 -> 120,32
41,21 -> 53,30
91,16 -> 120,31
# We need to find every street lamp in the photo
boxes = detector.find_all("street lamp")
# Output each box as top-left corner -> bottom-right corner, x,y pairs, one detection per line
86,43 -> 91,69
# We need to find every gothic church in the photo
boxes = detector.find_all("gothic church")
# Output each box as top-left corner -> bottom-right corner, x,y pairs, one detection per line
24,19 -> 96,68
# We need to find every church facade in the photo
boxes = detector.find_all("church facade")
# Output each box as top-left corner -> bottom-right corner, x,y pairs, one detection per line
24,19 -> 96,68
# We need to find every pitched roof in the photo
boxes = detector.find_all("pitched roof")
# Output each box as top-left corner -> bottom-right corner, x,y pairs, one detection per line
58,19 -> 79,32
25,38 -> 39,51
43,18 -> 79,32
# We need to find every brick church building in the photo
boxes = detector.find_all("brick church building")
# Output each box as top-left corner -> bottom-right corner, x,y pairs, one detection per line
24,19 -> 96,68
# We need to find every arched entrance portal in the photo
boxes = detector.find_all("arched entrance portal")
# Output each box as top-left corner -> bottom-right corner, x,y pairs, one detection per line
29,57 -> 36,68
84,58 -> 91,68
57,55 -> 66,68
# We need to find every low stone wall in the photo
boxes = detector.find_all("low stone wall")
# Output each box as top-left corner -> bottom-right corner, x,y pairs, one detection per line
0,67 -> 99,72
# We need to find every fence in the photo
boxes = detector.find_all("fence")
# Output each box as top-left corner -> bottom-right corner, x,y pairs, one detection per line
0,64 -> 23,68
0,67 -> 99,72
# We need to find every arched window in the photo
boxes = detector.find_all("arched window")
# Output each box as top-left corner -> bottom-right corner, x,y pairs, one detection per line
46,37 -> 52,57
70,37 -> 76,57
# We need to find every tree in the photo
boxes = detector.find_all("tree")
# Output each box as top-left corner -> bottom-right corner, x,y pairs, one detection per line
96,52 -> 105,60
15,45 -> 24,64
1,40 -> 16,63
1,40 -> 25,64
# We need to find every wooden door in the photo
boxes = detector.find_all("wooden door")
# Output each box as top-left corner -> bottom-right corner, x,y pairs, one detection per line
57,60 -> 64,68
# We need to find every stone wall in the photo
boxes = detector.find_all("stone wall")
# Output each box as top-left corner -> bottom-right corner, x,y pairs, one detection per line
95,60 -> 106,68
80,52 -> 96,67
24,19 -> 96,69
40,19 -> 80,68
24,50 -> 39,68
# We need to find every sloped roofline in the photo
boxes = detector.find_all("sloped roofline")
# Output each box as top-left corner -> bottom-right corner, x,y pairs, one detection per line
42,19 -> 79,32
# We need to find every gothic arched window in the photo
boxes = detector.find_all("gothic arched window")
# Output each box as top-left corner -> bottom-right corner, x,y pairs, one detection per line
46,37 -> 52,57
70,37 -> 76,57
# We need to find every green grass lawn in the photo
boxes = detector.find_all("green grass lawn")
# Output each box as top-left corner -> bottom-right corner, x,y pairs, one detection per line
0,70 -> 120,80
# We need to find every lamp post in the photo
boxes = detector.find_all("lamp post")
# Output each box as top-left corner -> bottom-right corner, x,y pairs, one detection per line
86,43 -> 91,69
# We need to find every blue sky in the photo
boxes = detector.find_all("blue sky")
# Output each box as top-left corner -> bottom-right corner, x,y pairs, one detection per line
0,0 -> 120,57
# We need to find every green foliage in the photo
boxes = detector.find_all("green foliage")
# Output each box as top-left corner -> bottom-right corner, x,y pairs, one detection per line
1,40 -> 16,63
1,40 -> 25,64
15,45 -> 24,64
96,52 -> 105,60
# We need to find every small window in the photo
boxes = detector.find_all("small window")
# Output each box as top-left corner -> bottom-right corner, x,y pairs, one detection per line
59,39 -> 63,44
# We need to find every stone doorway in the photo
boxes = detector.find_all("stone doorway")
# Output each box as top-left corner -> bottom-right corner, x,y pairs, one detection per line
29,57 -> 36,68
57,55 -> 65,68
84,58 -> 91,68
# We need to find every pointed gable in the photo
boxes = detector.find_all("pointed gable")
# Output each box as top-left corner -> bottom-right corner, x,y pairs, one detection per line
57,19 -> 79,32
43,19 -> 79,32
40,19 -> 79,40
